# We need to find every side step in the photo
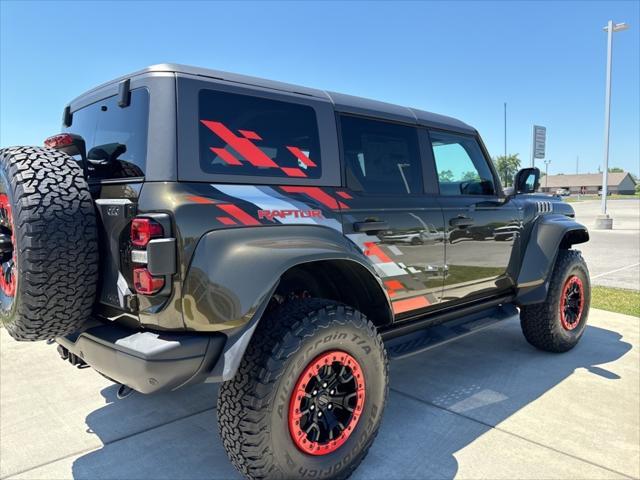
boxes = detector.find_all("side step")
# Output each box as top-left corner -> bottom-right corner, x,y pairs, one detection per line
384,304 -> 518,360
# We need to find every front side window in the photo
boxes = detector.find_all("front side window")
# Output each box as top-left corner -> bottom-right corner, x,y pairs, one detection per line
430,131 -> 496,196
341,115 -> 422,195
64,88 -> 149,181
198,89 -> 321,179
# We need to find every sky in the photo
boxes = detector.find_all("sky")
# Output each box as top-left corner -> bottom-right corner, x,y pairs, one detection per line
1,0 -> 639,177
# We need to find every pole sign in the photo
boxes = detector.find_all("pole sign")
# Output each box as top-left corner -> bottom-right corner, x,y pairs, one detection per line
533,125 -> 546,159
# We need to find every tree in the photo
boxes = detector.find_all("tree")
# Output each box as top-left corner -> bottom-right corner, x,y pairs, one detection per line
493,154 -> 521,187
461,171 -> 480,182
438,169 -> 454,182
608,167 -> 624,173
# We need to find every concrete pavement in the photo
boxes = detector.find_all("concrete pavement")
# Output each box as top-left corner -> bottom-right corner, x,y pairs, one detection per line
1,308 -> 638,480
572,199 -> 640,290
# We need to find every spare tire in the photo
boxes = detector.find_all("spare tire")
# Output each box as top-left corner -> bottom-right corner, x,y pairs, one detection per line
0,146 -> 99,341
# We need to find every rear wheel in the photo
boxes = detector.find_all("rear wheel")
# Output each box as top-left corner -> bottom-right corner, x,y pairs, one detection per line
520,249 -> 590,352
217,299 -> 388,480
0,146 -> 98,341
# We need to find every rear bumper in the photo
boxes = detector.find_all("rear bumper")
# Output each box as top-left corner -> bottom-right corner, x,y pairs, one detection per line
56,320 -> 226,394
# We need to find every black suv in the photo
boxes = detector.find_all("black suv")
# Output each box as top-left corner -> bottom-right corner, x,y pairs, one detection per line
0,64 -> 590,480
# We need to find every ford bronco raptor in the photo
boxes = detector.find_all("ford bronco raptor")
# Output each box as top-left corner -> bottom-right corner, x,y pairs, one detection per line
0,64 -> 590,480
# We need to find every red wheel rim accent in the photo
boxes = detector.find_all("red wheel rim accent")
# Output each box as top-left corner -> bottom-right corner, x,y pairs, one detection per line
0,193 -> 16,297
560,275 -> 584,331
288,350 -> 365,456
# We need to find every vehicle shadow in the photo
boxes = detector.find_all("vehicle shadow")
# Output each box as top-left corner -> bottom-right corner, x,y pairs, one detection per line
71,320 -> 632,480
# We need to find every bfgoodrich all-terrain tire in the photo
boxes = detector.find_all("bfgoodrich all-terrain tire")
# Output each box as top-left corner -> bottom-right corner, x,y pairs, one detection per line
520,249 -> 590,353
217,299 -> 388,480
0,146 -> 98,341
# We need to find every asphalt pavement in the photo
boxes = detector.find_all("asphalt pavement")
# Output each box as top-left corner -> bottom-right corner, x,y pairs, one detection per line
1,308 -> 638,480
571,199 -> 640,290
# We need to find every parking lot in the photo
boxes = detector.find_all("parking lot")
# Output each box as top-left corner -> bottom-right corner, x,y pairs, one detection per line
1,305 -> 638,480
572,199 -> 640,290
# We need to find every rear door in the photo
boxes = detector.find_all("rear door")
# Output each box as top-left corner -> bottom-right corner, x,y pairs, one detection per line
338,115 -> 446,319
428,130 -> 521,303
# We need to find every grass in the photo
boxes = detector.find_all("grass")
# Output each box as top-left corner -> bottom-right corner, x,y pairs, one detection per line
591,286 -> 640,317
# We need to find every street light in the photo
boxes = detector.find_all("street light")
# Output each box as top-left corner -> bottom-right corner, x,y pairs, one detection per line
597,20 -> 630,230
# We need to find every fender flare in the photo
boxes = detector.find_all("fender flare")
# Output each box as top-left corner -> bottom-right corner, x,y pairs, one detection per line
181,224 -> 391,381
515,214 -> 589,305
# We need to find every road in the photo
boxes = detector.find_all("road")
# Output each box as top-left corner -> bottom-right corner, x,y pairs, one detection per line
571,199 -> 640,290
1,308 -> 638,480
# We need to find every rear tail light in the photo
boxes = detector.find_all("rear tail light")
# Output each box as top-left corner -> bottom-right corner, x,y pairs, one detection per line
131,218 -> 163,247
133,268 -> 165,295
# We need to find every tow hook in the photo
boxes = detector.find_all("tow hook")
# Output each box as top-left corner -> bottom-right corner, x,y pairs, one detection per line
56,344 -> 89,369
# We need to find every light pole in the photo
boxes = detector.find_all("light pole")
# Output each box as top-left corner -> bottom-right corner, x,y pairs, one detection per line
544,159 -> 551,191
597,20 -> 629,230
504,102 -> 507,157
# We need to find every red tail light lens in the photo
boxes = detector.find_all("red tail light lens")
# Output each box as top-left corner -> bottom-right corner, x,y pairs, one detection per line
44,133 -> 74,149
133,268 -> 165,295
131,218 -> 163,247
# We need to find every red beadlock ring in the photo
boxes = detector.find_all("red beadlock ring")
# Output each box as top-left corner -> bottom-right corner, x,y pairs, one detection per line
560,275 -> 584,331
0,193 -> 16,297
288,350 -> 366,456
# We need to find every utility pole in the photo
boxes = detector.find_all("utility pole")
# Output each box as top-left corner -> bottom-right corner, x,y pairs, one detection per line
596,20 -> 629,230
576,155 -> 579,175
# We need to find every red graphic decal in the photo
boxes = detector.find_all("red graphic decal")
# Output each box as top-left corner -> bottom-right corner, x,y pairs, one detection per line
280,167 -> 307,178
392,296 -> 430,314
336,191 -> 353,200
384,279 -> 404,297
217,216 -> 237,226
211,147 -> 242,166
258,209 -> 323,222
201,120 -> 278,168
217,204 -> 260,226
238,130 -> 262,141
280,186 -> 348,210
286,146 -> 317,168
363,242 -> 392,263
186,195 -> 216,204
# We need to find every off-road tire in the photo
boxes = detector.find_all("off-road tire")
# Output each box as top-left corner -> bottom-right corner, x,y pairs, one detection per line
0,146 -> 99,341
520,249 -> 590,353
217,299 -> 388,480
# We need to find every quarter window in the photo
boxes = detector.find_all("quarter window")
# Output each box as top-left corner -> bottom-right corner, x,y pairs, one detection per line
340,116 -> 422,195
430,131 -> 496,196
198,89 -> 321,179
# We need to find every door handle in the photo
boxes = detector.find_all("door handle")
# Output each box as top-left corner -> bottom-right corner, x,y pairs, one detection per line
449,216 -> 474,229
353,221 -> 389,233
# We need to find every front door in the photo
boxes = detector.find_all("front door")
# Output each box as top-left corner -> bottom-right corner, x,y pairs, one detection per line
428,130 -> 521,303
338,115 -> 446,319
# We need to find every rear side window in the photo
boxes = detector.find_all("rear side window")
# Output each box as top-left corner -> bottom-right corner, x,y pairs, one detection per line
198,89 -> 321,179
430,131 -> 496,196
341,115 -> 422,195
64,88 -> 149,181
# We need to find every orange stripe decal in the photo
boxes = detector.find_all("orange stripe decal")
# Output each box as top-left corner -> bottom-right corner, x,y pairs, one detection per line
211,147 -> 243,166
286,146 -> 317,168
392,296 -> 430,315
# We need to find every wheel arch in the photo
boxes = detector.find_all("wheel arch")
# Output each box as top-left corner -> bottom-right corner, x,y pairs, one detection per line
516,214 -> 589,305
182,225 -> 392,381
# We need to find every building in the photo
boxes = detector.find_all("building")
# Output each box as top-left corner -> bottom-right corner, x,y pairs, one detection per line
540,172 -> 637,195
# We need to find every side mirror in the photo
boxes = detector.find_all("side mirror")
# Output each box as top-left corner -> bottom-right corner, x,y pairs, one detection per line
513,167 -> 540,195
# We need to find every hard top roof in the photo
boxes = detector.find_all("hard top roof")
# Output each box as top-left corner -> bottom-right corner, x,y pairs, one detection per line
70,63 -> 476,134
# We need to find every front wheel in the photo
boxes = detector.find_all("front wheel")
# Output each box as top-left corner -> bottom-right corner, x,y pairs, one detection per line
217,299 -> 388,480
520,249 -> 590,352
